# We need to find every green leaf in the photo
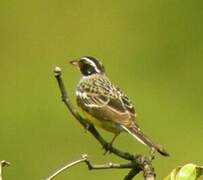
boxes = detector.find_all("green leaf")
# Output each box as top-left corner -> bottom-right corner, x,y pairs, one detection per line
164,167 -> 181,180
164,163 -> 203,180
176,164 -> 196,180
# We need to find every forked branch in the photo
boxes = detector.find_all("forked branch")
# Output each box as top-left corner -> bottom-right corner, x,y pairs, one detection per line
46,154 -> 145,180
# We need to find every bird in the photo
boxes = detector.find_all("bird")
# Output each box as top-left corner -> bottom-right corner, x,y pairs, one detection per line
70,56 -> 169,156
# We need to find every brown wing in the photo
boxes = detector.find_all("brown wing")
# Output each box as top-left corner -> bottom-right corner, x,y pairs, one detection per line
77,77 -> 137,127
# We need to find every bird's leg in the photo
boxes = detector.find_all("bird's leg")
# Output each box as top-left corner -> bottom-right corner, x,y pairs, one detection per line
103,133 -> 120,155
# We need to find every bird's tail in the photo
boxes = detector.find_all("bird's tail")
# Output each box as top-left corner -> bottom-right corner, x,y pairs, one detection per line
121,125 -> 169,156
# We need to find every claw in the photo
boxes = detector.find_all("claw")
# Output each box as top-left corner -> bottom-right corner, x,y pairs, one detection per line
102,143 -> 112,155
102,133 -> 120,155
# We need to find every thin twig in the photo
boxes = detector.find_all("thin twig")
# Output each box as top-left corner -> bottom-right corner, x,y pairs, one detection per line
85,159 -> 136,170
46,154 -> 88,180
53,66 -> 156,180
0,160 -> 10,180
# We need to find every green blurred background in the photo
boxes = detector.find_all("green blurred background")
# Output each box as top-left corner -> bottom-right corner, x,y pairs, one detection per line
0,0 -> 203,179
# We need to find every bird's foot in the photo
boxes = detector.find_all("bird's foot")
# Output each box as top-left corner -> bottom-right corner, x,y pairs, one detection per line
102,142 -> 113,155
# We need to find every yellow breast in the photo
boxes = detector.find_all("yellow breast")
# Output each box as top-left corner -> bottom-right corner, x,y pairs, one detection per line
81,109 -> 121,134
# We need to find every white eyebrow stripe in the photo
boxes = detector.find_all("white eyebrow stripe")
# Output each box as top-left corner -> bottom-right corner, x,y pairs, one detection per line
81,57 -> 101,73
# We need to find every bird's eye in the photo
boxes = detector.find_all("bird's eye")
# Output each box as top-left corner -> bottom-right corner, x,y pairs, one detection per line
80,63 -> 97,76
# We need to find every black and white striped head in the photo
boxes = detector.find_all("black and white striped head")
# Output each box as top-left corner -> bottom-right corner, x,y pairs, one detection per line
70,56 -> 105,76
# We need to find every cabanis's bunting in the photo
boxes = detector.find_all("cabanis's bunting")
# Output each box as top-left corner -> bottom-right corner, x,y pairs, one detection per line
70,56 -> 169,156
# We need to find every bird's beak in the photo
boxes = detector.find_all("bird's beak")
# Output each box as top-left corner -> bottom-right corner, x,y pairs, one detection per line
69,59 -> 79,66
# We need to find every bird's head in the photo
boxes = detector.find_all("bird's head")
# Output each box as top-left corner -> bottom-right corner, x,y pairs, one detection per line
70,56 -> 105,76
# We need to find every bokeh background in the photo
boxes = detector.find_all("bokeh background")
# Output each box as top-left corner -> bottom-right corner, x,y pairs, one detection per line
1,0 -> 203,179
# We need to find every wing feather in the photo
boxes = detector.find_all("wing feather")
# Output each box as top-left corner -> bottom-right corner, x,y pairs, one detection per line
76,75 -> 137,127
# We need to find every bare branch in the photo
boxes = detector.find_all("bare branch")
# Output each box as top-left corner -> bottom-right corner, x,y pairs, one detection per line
46,154 -> 143,180
124,168 -> 141,180
53,66 -> 156,180
46,154 -> 88,180
85,159 -> 136,170
0,160 -> 10,180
